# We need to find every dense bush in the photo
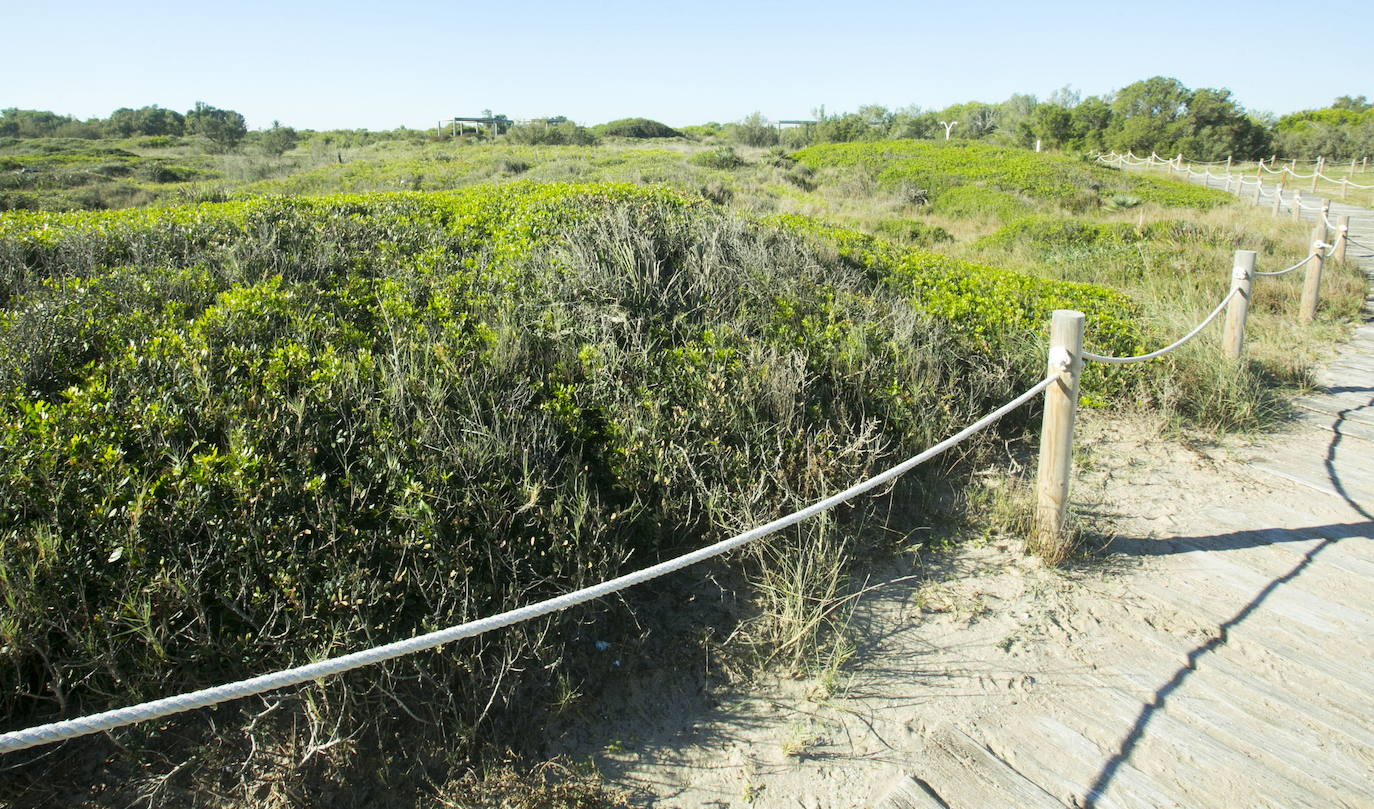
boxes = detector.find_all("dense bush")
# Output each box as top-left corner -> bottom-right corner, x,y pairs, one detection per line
505,121 -> 598,146
591,118 -> 682,138
0,183 -> 1140,801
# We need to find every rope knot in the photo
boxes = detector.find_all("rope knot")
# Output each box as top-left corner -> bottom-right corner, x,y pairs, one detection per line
1048,347 -> 1073,374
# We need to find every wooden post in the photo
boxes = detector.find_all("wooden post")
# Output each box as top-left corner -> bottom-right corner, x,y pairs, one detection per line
1272,178 -> 1285,215
1223,251 -> 1256,359
1341,178 -> 1349,200
1253,175 -> 1263,204
1226,155 -> 1233,173
1334,216 -> 1349,264
1311,156 -> 1322,192
1300,221 -> 1327,324
1292,190 -> 1303,221
1033,310 -> 1084,560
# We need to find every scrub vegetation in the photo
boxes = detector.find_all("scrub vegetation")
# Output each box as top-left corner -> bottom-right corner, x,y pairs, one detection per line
0,87 -> 1366,807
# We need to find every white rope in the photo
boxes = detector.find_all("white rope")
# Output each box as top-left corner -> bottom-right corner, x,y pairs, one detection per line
1254,252 -> 1315,277
1082,289 -> 1238,365
0,374 -> 1055,755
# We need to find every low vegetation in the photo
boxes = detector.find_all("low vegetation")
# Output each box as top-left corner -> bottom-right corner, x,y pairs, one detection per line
0,100 -> 1366,807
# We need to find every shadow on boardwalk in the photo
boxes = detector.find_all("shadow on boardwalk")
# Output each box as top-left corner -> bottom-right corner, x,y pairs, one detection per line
1081,384 -> 1372,806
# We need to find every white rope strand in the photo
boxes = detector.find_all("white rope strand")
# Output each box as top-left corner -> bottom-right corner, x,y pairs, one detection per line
1082,289 -> 1238,365
0,374 -> 1054,755
1254,253 -> 1315,277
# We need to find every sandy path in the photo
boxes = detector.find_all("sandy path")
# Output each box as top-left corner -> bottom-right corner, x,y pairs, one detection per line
543,234 -> 1374,808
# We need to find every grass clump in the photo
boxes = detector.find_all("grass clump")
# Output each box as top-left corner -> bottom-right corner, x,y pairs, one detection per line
873,218 -> 954,247
690,146 -> 746,170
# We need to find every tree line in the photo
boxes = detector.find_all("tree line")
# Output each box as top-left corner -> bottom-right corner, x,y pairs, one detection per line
0,102 -> 296,154
5,79 -> 1370,161
716,78 -> 1370,161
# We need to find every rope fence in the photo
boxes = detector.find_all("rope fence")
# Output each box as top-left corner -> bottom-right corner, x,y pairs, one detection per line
1080,288 -> 1238,364
1098,152 -> 1374,209
1098,149 -> 1362,266
0,374 -> 1058,754
0,159 -> 1362,757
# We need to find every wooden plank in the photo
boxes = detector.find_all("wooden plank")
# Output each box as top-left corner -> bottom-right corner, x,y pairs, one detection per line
1101,602 -> 1374,751
901,724 -> 1067,809
1059,626 -> 1374,795
971,717 -> 1171,809
1043,675 -> 1357,808
1126,575 -> 1374,696
1290,408 -> 1374,441
874,776 -> 949,809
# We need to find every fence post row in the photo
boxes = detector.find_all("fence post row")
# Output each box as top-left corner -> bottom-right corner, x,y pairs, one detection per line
1300,221 -> 1327,323
1223,250 -> 1257,359
1033,310 -> 1084,556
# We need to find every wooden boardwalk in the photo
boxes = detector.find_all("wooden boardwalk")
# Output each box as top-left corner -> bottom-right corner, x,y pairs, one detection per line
882,187 -> 1374,808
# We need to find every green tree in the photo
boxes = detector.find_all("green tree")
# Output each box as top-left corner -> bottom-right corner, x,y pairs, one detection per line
729,111 -> 779,147
1028,105 -> 1073,149
186,101 -> 247,151
258,121 -> 299,156
1332,95 -> 1370,112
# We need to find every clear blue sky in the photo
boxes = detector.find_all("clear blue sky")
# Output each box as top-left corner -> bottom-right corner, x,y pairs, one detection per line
4,0 -> 1369,131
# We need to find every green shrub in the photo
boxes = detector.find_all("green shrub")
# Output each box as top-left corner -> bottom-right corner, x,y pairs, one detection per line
0,182 -> 1143,800
690,146 -> 746,170
505,121 -> 598,146
794,140 -> 1233,211
873,218 -> 953,246
592,118 -> 682,138
929,185 -> 1032,221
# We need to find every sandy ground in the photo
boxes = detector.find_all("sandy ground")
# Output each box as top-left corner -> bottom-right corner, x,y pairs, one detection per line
541,405 -> 1374,808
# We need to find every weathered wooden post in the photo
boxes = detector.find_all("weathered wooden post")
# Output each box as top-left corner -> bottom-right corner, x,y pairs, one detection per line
1223,250 -> 1257,359
1292,190 -> 1304,221
1300,221 -> 1327,324
1226,155 -> 1233,173
1033,310 -> 1084,560
1311,156 -> 1322,192
1272,177 -> 1285,215
1334,216 -> 1350,264
1341,178 -> 1349,200
1253,175 -> 1263,204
